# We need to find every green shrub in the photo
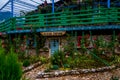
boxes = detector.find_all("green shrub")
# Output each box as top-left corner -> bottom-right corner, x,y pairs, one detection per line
21,76 -> 30,80
115,56 -> 120,63
110,55 -> 120,65
66,57 -> 74,68
63,64 -> 70,68
29,56 -> 39,64
66,55 -> 95,69
0,47 -> 22,80
51,50 -> 66,67
51,65 -> 59,70
39,56 -> 47,64
23,59 -> 30,67
18,51 -> 26,61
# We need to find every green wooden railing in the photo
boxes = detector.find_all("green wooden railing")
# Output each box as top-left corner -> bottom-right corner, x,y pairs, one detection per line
0,7 -> 120,32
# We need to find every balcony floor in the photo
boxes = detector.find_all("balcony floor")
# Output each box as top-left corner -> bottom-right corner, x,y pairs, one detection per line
6,25 -> 120,34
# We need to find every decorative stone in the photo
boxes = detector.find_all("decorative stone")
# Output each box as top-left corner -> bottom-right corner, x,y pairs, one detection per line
36,65 -> 117,78
75,71 -> 80,74
82,69 -> 89,73
55,71 -> 59,76
91,68 -> 96,72
23,61 -> 42,73
44,75 -> 49,78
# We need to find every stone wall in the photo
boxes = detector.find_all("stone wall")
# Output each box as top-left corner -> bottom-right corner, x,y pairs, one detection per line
23,62 -> 42,73
36,65 -> 116,78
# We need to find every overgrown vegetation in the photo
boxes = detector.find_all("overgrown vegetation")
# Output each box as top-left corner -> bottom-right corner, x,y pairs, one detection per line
51,50 -> 66,68
26,0 -> 115,15
1,32 -> 120,72
0,46 -> 22,80
2,34 -> 47,67
49,33 -> 120,70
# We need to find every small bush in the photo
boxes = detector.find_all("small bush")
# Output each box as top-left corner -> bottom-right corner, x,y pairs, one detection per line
63,64 -> 70,68
51,65 -> 59,70
51,50 -> 66,67
39,56 -> 47,63
0,47 -> 22,80
110,55 -> 120,65
66,55 -> 95,69
21,76 -> 30,80
23,59 -> 30,67
29,56 -> 39,64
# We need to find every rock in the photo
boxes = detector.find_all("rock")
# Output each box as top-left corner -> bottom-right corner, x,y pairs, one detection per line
23,61 -> 42,73
24,64 -> 119,80
91,68 -> 96,72
55,71 -> 59,76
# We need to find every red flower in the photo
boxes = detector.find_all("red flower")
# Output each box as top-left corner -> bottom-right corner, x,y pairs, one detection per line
93,37 -> 97,41
85,34 -> 90,39
77,36 -> 82,47
77,43 -> 80,46
23,36 -> 26,39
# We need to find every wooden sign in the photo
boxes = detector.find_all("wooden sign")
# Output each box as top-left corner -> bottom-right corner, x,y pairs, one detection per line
40,31 -> 66,36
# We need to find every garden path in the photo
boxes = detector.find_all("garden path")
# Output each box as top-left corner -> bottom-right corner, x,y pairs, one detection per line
24,65 -> 120,80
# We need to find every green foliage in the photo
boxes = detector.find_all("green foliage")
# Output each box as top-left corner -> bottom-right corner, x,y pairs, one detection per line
93,35 -> 119,55
29,56 -> 39,64
51,65 -> 59,70
51,50 -> 66,67
0,47 -> 22,80
21,76 -> 30,80
65,57 -> 74,67
63,64 -> 70,68
94,36 -> 107,48
64,34 -> 76,56
18,52 -> 26,61
50,49 -> 97,69
39,56 -> 47,64
110,55 -> 120,65
60,48 -> 109,69
66,55 -> 95,68
23,59 -> 31,67
38,35 -> 46,49
115,56 -> 120,63
27,56 -> 47,64
64,42 -> 75,56
80,35 -> 87,53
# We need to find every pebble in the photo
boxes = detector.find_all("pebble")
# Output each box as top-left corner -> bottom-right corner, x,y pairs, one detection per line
23,65 -> 120,80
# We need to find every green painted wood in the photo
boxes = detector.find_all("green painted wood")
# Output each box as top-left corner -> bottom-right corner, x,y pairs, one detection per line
90,52 -> 110,66
0,7 -> 120,32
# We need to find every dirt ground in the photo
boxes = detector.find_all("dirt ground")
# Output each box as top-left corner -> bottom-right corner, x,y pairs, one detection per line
24,65 -> 120,80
